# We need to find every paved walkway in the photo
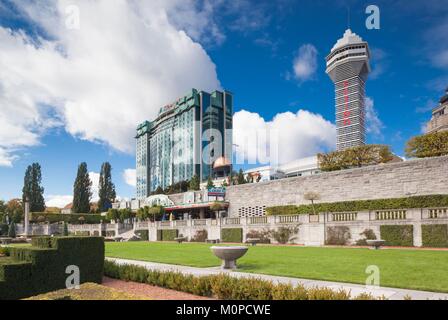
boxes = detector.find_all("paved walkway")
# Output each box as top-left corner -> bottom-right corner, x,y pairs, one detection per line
106,257 -> 448,300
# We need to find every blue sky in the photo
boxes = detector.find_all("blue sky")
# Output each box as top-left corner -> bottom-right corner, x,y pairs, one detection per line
0,0 -> 447,206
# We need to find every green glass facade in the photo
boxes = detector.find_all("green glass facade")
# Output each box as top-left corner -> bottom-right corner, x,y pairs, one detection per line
136,88 -> 233,199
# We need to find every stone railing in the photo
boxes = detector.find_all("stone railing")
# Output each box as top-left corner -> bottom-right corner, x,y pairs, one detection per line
329,212 -> 358,222
426,208 -> 448,219
224,217 -> 241,225
248,216 -> 268,225
375,210 -> 407,221
276,215 -> 301,224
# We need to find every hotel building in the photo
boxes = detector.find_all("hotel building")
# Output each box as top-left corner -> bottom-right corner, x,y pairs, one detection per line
136,89 -> 233,199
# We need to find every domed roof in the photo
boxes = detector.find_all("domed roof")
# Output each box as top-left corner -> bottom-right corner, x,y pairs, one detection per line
213,157 -> 231,169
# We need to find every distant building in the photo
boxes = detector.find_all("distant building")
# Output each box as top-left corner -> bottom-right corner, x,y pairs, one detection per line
244,156 -> 320,183
136,89 -> 233,199
326,29 -> 371,151
426,87 -> 448,134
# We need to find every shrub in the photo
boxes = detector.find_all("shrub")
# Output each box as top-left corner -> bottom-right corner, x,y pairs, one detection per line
191,229 -> 208,242
318,144 -> 393,172
380,225 -> 414,247
221,228 -> 243,243
246,229 -> 271,244
355,229 -> 377,246
30,213 -> 108,225
405,131 -> 448,158
267,195 -> 448,216
0,237 -> 104,300
326,226 -> 351,245
135,230 -> 149,241
7,222 -> 16,238
63,222 -> 69,236
0,223 -> 8,236
422,224 -> 448,248
103,260 -> 377,300
270,226 -> 299,244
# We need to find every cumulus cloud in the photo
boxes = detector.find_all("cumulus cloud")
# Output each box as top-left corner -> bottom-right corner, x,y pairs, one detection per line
0,0 -> 221,166
123,169 -> 136,188
233,109 -> 335,166
365,97 -> 385,139
370,48 -> 389,80
291,44 -> 318,82
46,195 -> 72,208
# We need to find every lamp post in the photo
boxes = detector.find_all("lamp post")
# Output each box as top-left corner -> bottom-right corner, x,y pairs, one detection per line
24,196 -> 30,237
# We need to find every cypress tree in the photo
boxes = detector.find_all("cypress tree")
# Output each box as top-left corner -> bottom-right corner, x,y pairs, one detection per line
63,222 -> 69,236
206,176 -> 215,189
8,222 -> 16,238
98,162 -> 116,212
189,175 -> 200,191
72,162 -> 92,214
22,163 -> 46,212
237,169 -> 246,185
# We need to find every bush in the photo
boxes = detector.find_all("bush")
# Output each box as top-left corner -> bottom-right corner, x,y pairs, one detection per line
326,226 -> 351,245
221,228 -> 243,243
405,131 -> 448,158
318,144 -> 393,172
135,230 -> 149,241
355,229 -> 377,246
422,224 -> 448,248
246,229 -> 271,244
30,212 -> 108,225
160,229 -> 178,241
0,223 -> 8,236
103,260 -> 377,300
380,225 -> 414,247
0,237 -> 104,300
267,195 -> 448,216
270,226 -> 299,244
7,222 -> 16,238
191,229 -> 208,242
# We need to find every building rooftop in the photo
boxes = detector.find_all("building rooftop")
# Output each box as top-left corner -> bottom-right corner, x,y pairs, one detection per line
331,29 -> 365,52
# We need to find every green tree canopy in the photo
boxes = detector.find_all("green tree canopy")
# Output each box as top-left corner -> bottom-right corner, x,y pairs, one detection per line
206,176 -> 215,189
189,175 -> 200,191
22,163 -> 45,212
237,169 -> 246,185
72,162 -> 92,214
406,131 -> 448,159
98,162 -> 116,212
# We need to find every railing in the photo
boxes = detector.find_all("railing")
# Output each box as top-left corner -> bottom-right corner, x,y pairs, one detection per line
160,221 -> 171,227
193,219 -> 207,226
277,215 -> 301,224
330,212 -> 358,222
375,210 -> 407,220
136,221 -> 149,229
224,217 -> 241,225
248,216 -> 268,225
427,208 -> 448,219
175,220 -> 187,227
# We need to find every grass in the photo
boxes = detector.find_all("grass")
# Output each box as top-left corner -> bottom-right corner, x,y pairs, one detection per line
105,242 -> 448,293
24,283 -> 148,300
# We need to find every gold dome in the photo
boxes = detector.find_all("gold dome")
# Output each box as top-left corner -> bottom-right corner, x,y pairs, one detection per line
213,157 -> 231,169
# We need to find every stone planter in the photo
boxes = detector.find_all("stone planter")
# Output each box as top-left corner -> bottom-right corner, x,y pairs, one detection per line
211,246 -> 249,270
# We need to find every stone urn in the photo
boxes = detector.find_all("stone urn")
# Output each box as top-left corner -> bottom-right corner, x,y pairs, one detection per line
211,246 -> 249,270
366,240 -> 386,250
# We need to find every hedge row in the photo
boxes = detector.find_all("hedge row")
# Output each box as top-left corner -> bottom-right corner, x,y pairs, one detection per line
135,230 -> 149,241
157,229 -> 178,241
103,260 -> 376,300
422,224 -> 448,248
380,225 -> 414,247
266,195 -> 448,216
0,237 -> 105,300
30,213 -> 109,224
221,228 -> 243,243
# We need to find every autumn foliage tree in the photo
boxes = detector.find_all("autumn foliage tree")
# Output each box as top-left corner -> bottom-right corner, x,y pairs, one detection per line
405,131 -> 448,159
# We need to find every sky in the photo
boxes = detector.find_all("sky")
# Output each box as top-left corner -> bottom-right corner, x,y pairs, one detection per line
0,0 -> 447,207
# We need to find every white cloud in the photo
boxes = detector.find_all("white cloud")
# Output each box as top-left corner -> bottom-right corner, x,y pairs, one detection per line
123,169 -> 136,188
365,97 -> 385,138
370,48 -> 388,80
89,171 -> 100,202
0,0 -> 221,166
46,195 -> 72,208
233,109 -> 335,165
292,44 -> 318,82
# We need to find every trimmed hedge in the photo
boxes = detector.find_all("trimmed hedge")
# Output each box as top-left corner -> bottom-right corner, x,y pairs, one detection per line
159,229 -> 178,241
380,225 -> 414,247
221,228 -> 243,243
135,230 -> 149,241
0,236 -> 105,300
422,224 -> 448,248
0,223 -> 8,236
103,260 -> 377,300
266,195 -> 448,216
30,213 -> 109,224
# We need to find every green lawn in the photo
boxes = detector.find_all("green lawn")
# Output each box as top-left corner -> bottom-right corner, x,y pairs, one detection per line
105,242 -> 448,293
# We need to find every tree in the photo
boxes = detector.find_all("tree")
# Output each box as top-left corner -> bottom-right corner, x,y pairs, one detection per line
0,200 -> 6,213
237,169 -> 246,185
6,199 -> 23,223
72,162 -> 92,214
8,222 -> 16,238
148,206 -> 165,222
206,176 -> 215,189
22,163 -> 46,212
304,191 -> 321,215
189,175 -> 200,191
318,145 -> 394,172
98,162 -> 116,212
63,222 -> 69,236
406,131 -> 448,159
